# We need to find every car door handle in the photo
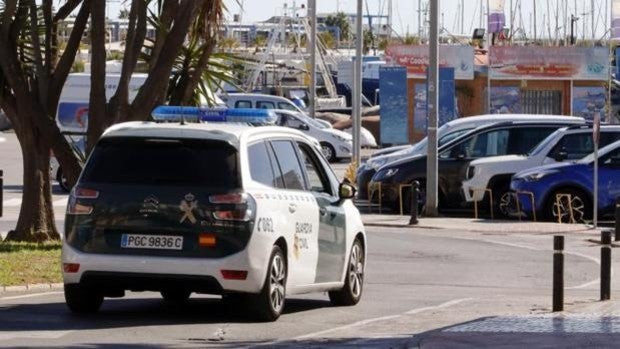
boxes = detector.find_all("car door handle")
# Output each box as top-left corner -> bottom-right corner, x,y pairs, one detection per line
288,203 -> 297,213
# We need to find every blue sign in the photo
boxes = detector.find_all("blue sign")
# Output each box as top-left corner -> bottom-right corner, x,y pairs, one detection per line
417,67 -> 457,135
379,66 -> 409,145
57,102 -> 89,132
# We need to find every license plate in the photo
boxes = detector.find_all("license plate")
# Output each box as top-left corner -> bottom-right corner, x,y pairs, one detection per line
121,234 -> 183,250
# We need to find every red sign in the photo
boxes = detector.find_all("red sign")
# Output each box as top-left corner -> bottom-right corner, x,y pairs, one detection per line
385,45 -> 474,80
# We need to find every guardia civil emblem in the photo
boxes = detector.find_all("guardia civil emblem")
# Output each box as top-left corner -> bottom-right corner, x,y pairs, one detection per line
179,193 -> 198,224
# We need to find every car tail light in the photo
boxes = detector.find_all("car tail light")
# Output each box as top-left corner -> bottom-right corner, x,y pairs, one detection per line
209,193 -> 255,222
221,270 -> 248,280
75,187 -> 100,199
63,263 -> 80,273
209,193 -> 246,204
66,187 -> 98,215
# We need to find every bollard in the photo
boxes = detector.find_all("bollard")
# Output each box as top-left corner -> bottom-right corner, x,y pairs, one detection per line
0,169 -> 3,218
553,235 -> 564,312
615,197 -> 620,241
409,180 -> 420,225
601,230 -> 612,301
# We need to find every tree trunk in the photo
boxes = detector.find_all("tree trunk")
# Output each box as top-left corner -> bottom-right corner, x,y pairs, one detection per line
87,0 -> 108,154
4,114 -> 59,242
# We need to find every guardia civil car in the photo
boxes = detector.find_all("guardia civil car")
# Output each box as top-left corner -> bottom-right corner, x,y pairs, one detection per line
62,109 -> 366,322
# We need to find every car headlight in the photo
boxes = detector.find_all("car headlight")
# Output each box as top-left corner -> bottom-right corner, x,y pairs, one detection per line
334,134 -> 351,142
523,170 -> 556,182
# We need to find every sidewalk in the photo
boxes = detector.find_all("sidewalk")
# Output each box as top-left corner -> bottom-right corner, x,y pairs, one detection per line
362,214 -> 603,235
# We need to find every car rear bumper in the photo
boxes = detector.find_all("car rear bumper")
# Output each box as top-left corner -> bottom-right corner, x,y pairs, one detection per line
62,243 -> 267,294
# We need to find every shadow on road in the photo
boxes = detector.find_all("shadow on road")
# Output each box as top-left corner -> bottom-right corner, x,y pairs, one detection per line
2,184 -> 68,195
0,296 -> 333,331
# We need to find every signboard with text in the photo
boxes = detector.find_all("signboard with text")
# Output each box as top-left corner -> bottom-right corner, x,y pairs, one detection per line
489,46 -> 609,80
385,45 -> 474,80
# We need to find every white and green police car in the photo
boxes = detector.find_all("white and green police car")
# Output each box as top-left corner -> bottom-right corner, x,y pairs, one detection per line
62,108 -> 366,321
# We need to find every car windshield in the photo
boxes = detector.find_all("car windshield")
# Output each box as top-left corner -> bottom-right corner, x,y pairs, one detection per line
406,127 -> 474,155
527,128 -> 563,156
81,137 -> 240,187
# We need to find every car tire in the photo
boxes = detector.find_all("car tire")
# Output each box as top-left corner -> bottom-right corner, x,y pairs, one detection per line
546,188 -> 591,223
160,290 -> 191,303
249,245 -> 287,322
492,183 -> 514,218
57,168 -> 71,193
64,283 -> 103,314
329,239 -> 364,306
320,142 -> 337,163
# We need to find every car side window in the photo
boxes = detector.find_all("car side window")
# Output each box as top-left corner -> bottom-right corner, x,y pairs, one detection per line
278,102 -> 297,111
234,100 -> 252,108
548,133 -> 594,160
284,116 -> 303,128
297,142 -> 332,195
442,129 -> 510,159
256,101 -> 276,109
599,132 -> 620,147
248,141 -> 282,188
270,140 -> 306,190
601,148 -> 620,167
507,127 -> 556,155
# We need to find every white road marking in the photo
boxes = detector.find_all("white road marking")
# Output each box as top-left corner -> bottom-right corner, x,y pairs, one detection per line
1,198 -> 68,207
2,198 -> 22,206
0,331 -> 73,340
293,298 -> 473,341
53,198 -> 68,206
399,230 -> 603,290
0,291 -> 63,301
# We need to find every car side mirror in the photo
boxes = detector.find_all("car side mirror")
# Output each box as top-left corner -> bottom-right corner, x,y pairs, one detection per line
299,123 -> 310,131
554,151 -> 568,162
337,182 -> 356,203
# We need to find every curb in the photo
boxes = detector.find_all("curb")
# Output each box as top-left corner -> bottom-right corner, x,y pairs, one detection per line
362,221 -> 602,235
0,283 -> 63,295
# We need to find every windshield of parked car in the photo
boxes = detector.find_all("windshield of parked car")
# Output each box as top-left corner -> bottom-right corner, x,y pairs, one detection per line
527,128 -> 564,156
406,127 -> 475,155
81,137 -> 240,188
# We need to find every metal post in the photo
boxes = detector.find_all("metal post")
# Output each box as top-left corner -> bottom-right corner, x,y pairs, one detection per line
594,111 -> 600,228
308,0 -> 317,120
553,235 -> 564,312
425,0 -> 439,217
0,169 -> 3,218
601,230 -> 612,301
615,197 -> 620,241
352,0 -> 363,166
409,181 -> 420,225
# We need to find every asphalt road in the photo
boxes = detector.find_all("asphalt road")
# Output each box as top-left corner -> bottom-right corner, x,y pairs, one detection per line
0,226 -> 603,348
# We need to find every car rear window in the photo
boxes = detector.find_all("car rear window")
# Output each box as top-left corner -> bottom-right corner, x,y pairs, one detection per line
81,137 -> 239,188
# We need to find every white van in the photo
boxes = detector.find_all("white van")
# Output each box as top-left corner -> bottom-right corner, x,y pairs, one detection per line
274,110 -> 352,162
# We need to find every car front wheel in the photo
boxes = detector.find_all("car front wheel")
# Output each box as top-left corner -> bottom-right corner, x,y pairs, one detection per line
320,142 -> 336,162
547,188 -> 590,223
329,239 -> 364,306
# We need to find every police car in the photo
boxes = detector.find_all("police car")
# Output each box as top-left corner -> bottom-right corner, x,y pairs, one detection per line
62,107 -> 367,321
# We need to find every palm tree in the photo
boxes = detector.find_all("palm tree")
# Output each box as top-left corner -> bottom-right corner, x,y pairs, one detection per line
324,12 -> 350,43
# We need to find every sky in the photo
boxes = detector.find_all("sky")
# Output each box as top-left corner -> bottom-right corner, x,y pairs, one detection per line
221,0 -> 613,40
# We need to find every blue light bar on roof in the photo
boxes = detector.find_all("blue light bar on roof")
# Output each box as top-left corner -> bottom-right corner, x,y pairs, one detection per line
151,106 -> 278,124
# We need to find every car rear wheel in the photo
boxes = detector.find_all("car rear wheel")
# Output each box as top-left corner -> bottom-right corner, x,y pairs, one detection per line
250,245 -> 287,321
320,142 -> 336,162
64,284 -> 103,314
160,290 -> 191,302
493,183 -> 515,218
329,239 -> 364,306
547,188 -> 591,223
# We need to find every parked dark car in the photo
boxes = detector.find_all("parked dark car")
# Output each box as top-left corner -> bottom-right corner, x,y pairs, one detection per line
370,120 -> 585,212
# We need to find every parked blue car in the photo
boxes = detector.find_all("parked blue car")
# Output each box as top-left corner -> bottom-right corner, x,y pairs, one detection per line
510,140 -> 620,222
